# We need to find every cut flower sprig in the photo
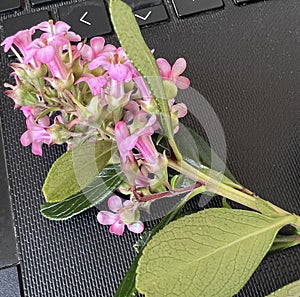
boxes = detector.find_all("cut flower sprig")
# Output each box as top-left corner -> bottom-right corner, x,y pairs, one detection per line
2,0 -> 300,296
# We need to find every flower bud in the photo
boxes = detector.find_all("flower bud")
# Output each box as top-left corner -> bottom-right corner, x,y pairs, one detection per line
45,73 -> 75,91
163,80 -> 178,100
48,123 -> 70,144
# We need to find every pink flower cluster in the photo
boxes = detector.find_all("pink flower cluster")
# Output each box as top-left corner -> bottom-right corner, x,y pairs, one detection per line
2,20 -> 190,235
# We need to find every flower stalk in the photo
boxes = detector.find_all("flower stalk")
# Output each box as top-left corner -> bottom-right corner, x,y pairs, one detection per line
167,158 -> 300,225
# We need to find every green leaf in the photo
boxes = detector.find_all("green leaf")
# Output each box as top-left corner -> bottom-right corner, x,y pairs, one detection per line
265,279 -> 300,297
42,140 -> 113,202
256,198 -> 283,218
114,186 -> 206,297
136,208 -> 295,297
109,0 -> 174,142
222,197 -> 232,209
175,127 -> 239,183
269,234 -> 300,253
41,165 -> 123,220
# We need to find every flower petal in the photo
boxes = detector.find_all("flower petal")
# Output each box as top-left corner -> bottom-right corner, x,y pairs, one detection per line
110,221 -> 125,236
54,21 -> 71,34
171,58 -> 187,80
157,58 -> 171,79
172,103 -> 188,118
127,221 -> 144,234
97,211 -> 118,225
108,195 -> 123,212
175,76 -> 190,89
123,200 -> 133,207
1,36 -> 14,53
108,64 -> 130,82
36,46 -> 55,63
31,141 -> 43,156
20,131 -> 32,147
91,37 -> 105,55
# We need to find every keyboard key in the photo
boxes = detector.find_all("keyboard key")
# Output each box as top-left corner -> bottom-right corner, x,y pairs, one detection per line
3,11 -> 51,38
134,4 -> 168,26
233,0 -> 256,4
172,0 -> 224,18
0,0 -> 21,13
31,0 -> 60,7
123,0 -> 162,10
58,0 -> 111,39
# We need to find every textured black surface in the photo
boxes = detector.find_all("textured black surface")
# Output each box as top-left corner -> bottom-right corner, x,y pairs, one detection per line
0,266 -> 21,297
0,125 -> 18,269
0,0 -> 299,296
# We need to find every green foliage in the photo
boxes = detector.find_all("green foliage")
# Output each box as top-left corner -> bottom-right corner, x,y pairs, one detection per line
42,140 -> 113,202
175,127 -> 238,183
109,0 -> 174,141
41,165 -> 123,220
265,279 -> 300,297
114,186 -> 206,297
136,209 -> 294,297
269,234 -> 300,254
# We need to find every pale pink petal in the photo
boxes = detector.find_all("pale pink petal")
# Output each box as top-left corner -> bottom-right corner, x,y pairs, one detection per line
171,58 -> 187,80
1,36 -> 14,52
108,195 -> 123,212
157,58 -> 171,78
54,21 -> 71,34
172,103 -> 188,118
120,134 -> 139,155
108,64 -> 130,82
32,21 -> 50,32
20,131 -> 32,146
115,121 -> 130,143
97,211 -> 118,225
103,44 -> 117,52
89,55 -> 108,70
38,116 -> 50,127
123,200 -> 133,207
127,221 -> 144,234
80,44 -> 93,61
65,31 -> 81,42
77,75 -> 107,95
36,46 -> 55,63
91,37 -> 105,55
110,221 -> 125,236
175,76 -> 190,89
133,76 -> 151,101
31,141 -> 43,156
20,106 -> 32,118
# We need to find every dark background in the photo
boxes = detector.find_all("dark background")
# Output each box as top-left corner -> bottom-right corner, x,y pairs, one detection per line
0,0 -> 299,296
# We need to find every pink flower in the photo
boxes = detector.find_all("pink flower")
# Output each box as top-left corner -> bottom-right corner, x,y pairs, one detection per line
23,20 -> 81,79
20,114 -> 53,156
32,21 -> 81,44
89,48 -> 133,82
157,58 -> 190,89
115,116 -> 158,164
115,121 -> 136,163
79,37 -> 116,61
169,99 -> 188,118
115,121 -> 148,187
25,38 -> 68,79
97,195 -> 144,236
1,29 -> 35,57
76,73 -> 107,96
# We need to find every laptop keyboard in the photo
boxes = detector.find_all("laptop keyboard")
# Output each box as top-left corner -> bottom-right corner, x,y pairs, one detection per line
58,1 -> 112,37
0,1 -> 22,13
1,0 -> 262,41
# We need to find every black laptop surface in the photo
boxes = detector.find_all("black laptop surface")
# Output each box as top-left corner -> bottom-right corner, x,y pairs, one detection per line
0,0 -> 299,296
